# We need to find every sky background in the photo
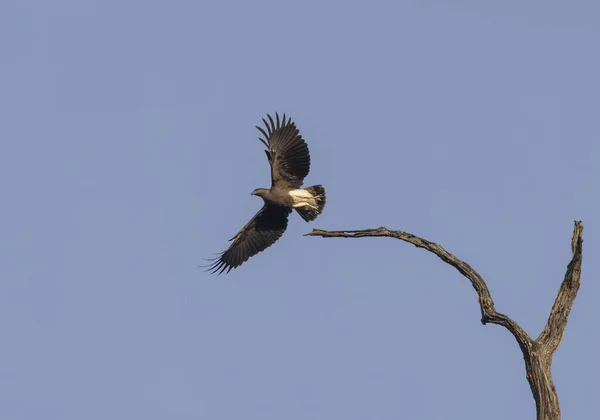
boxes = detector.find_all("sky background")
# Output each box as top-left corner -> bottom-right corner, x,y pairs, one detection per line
1,1 -> 598,419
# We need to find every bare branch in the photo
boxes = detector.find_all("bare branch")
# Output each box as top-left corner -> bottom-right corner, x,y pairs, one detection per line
536,221 -> 584,353
306,222 -> 585,420
305,227 -> 532,354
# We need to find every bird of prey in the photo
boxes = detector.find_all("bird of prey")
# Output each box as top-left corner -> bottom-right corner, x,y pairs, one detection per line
205,113 -> 326,274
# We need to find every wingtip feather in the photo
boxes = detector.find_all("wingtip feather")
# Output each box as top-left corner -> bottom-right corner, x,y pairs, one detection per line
267,114 -> 275,134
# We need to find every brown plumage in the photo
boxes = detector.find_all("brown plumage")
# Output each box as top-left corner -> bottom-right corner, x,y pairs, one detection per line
204,113 -> 326,275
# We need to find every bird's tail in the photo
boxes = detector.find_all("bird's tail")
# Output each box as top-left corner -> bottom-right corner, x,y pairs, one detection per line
295,185 -> 326,222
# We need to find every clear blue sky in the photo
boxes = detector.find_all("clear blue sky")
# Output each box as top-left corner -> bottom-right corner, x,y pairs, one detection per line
1,1 -> 598,419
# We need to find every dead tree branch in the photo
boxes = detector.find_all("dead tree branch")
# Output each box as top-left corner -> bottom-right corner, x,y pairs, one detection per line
305,221 -> 584,420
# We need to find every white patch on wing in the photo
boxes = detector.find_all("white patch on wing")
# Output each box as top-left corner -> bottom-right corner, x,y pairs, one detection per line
289,189 -> 313,199
289,189 -> 317,208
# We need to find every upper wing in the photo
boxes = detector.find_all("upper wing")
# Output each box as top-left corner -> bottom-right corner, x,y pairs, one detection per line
256,113 -> 311,189
205,204 -> 292,275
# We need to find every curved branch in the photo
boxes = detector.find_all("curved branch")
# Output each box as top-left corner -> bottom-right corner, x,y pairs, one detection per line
305,226 -> 532,354
305,221 -> 584,420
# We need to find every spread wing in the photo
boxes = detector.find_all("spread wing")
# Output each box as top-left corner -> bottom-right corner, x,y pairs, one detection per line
204,204 -> 292,275
256,113 -> 311,189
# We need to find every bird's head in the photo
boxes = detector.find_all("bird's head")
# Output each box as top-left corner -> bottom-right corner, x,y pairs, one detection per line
251,188 -> 268,198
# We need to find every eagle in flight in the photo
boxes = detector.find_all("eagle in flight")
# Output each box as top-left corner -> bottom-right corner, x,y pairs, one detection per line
205,113 -> 326,274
